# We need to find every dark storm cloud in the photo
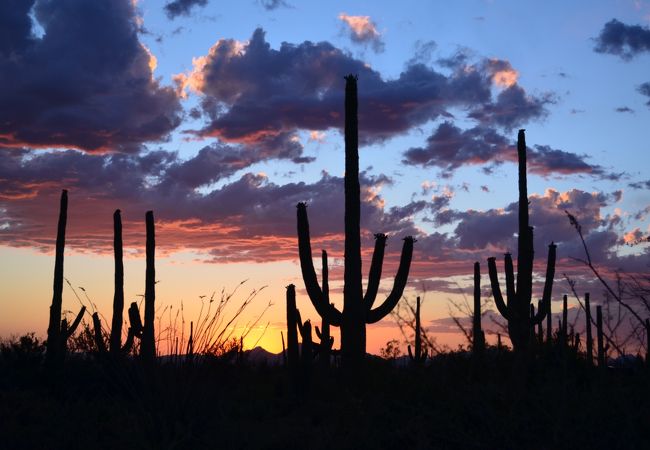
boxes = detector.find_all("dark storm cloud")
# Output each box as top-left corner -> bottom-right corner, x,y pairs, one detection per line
182,28 -> 550,152
0,0 -> 182,153
593,19 -> 650,60
164,0 -> 208,19
402,122 -> 615,178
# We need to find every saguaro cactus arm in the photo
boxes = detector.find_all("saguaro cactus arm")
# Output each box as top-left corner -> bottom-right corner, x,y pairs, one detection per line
531,243 -> 556,325
62,305 -> 86,340
487,257 -> 511,321
296,203 -> 342,326
363,233 -> 387,309
366,236 -> 415,324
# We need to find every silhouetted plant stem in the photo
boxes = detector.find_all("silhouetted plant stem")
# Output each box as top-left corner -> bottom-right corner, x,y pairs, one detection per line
597,305 -> 606,367
296,75 -> 415,369
487,130 -> 556,354
646,318 -> 650,367
110,209 -> 124,355
408,297 -> 427,365
286,284 -> 299,378
92,312 -> 107,354
140,211 -> 156,364
585,293 -> 593,366
537,300 -> 544,346
546,297 -> 552,344
281,331 -> 287,367
562,294 -> 568,349
45,190 -> 86,369
314,250 -> 333,369
472,263 -> 485,357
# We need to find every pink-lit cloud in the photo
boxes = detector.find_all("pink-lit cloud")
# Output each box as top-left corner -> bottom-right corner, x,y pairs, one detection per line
338,13 -> 385,52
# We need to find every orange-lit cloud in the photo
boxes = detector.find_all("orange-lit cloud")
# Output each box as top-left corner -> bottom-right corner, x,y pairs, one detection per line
489,59 -> 519,87
338,13 -> 383,51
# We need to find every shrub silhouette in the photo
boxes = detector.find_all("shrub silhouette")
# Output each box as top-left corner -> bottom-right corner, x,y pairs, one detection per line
296,75 -> 415,369
487,130 -> 557,354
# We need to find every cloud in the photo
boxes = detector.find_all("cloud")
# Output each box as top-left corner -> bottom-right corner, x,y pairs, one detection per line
615,106 -> 635,113
338,13 -> 385,53
175,28 -> 551,159
468,84 -> 554,129
593,19 -> 650,60
259,0 -> 290,11
638,82 -> 650,106
164,0 -> 208,19
402,122 -> 617,179
0,149 -> 420,264
629,179 -> 650,190
0,0 -> 182,153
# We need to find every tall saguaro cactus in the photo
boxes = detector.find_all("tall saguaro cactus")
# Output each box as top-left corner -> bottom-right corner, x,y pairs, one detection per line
487,130 -> 557,353
45,190 -> 86,368
297,75 -> 415,367
110,209 -> 125,355
140,211 -> 156,363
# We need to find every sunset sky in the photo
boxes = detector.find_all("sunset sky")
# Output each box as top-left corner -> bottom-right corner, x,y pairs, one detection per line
1,0 -> 649,355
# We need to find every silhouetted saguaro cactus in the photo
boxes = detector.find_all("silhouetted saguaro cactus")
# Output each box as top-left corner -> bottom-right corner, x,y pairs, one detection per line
110,209 -> 125,355
561,294 -> 568,349
546,297 -> 552,343
537,300 -> 544,346
408,296 -> 427,365
487,130 -> 556,353
585,293 -> 593,366
297,75 -> 415,368
140,211 -> 156,363
646,318 -> 650,367
596,305 -> 606,367
315,317 -> 333,369
92,312 -> 107,354
472,263 -> 485,356
286,284 -> 299,377
92,209 -> 137,357
314,250 -> 334,369
296,310 -> 313,383
45,190 -> 87,368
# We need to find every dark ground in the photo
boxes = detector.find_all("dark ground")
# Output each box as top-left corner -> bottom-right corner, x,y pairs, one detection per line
1,343 -> 649,450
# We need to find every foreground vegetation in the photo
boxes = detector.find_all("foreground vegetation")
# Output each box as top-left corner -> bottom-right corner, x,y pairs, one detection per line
1,336 -> 649,450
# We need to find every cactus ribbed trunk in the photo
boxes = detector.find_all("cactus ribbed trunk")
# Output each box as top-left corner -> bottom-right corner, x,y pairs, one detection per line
110,209 -> 124,355
585,293 -> 593,366
140,210 -> 156,363
45,190 -> 68,368
341,75 -> 365,367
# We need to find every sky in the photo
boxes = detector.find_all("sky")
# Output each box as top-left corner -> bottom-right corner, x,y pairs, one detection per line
1,0 -> 649,355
